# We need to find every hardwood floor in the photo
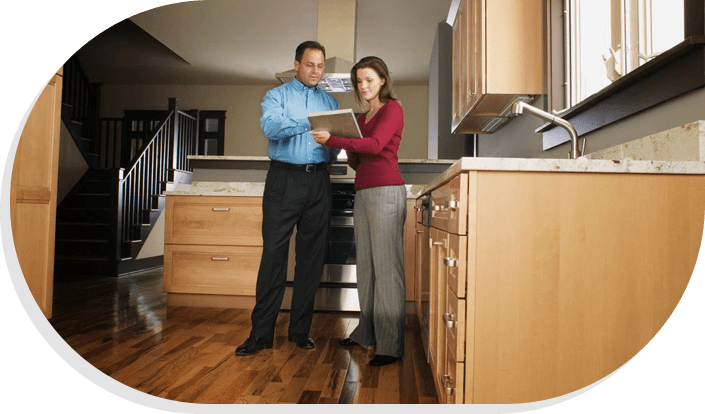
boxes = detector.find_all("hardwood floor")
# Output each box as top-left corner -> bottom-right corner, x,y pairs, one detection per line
49,268 -> 438,404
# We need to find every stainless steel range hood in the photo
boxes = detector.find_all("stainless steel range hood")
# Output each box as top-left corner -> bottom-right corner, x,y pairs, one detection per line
275,0 -> 356,93
275,56 -> 355,93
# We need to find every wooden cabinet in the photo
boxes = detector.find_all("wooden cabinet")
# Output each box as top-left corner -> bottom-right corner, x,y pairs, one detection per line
421,168 -> 704,403
10,69 -> 63,319
164,195 -> 262,307
451,0 -> 544,134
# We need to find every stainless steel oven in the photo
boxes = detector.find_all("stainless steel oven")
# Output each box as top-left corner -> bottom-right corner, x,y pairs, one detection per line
281,162 -> 360,311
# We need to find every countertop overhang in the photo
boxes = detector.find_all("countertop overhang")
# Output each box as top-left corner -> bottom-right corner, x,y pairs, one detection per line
423,156 -> 705,194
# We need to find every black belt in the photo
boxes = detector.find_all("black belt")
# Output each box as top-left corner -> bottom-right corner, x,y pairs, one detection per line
270,160 -> 327,172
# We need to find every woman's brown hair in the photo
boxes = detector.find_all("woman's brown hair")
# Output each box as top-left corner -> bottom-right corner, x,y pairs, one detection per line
351,56 -> 398,107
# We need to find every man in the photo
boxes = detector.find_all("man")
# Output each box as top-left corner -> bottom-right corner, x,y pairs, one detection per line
235,41 -> 340,356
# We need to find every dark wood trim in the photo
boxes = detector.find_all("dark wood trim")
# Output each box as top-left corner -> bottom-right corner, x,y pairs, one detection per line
540,36 -> 705,149
685,0 -> 704,37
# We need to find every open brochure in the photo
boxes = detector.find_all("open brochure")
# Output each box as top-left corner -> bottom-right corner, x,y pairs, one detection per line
308,108 -> 362,138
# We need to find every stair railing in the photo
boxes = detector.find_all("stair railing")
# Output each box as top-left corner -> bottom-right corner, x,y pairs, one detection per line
113,98 -> 198,260
62,56 -> 101,167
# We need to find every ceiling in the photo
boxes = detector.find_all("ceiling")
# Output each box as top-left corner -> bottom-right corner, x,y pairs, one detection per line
75,0 -> 453,87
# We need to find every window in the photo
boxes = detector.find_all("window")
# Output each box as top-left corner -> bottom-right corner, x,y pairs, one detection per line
565,0 -> 684,106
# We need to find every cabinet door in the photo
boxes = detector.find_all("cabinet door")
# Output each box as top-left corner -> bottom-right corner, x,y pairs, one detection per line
452,0 -> 467,123
430,227 -> 450,403
10,71 -> 62,319
415,222 -> 430,357
469,0 -> 485,99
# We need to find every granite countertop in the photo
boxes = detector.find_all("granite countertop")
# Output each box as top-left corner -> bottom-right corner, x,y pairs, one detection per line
168,182 -> 426,199
187,155 -> 455,165
423,156 -> 705,194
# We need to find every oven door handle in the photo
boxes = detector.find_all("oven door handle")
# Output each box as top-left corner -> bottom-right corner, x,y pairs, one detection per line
330,216 -> 354,227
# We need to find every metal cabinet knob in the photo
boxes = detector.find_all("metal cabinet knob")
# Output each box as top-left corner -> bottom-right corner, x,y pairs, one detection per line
443,257 -> 457,268
444,200 -> 459,210
443,313 -> 456,328
442,374 -> 455,395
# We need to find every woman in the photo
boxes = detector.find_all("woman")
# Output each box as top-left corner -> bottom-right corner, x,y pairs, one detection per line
311,56 -> 406,367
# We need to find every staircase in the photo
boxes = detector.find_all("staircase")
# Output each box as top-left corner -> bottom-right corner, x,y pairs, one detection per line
54,169 -> 114,278
54,57 -> 197,280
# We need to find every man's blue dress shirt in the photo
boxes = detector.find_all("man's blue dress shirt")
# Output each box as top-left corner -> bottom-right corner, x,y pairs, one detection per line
260,77 -> 340,165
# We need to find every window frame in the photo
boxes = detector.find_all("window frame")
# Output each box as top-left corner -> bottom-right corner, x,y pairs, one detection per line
540,0 -> 705,150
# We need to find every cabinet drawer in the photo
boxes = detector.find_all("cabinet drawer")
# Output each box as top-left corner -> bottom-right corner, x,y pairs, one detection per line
444,233 -> 467,298
445,288 -> 466,363
431,174 -> 468,235
164,244 -> 260,295
443,341 -> 465,404
165,196 -> 262,246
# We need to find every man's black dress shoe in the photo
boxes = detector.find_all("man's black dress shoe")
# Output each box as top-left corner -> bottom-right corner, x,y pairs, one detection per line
338,338 -> 358,346
235,336 -> 272,356
368,355 -> 399,366
288,334 -> 315,349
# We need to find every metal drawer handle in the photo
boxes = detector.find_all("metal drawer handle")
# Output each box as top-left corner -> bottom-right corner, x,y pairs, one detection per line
416,230 -> 424,234
442,374 -> 455,395
444,200 -> 459,210
433,205 -> 441,211
443,313 -> 456,328
210,256 -> 229,261
212,207 -> 230,212
444,257 -> 457,268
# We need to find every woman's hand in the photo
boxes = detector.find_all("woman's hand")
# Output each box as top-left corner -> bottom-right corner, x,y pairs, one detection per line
311,130 -> 331,146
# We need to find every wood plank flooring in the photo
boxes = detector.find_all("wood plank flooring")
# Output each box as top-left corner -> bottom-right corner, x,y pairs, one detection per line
49,268 -> 438,404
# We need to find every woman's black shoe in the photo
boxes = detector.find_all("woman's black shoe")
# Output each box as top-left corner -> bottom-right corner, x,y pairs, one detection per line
338,338 -> 358,346
368,355 -> 399,366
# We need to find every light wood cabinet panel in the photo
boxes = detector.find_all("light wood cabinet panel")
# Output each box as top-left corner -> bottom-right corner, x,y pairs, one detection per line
165,196 -> 262,246
421,168 -> 705,403
164,244 -> 259,295
414,221 -> 430,356
451,0 -> 544,134
10,71 -> 63,319
444,341 -> 466,404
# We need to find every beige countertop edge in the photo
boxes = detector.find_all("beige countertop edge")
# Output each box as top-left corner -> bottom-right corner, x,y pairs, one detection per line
167,183 -> 426,199
422,157 -> 705,195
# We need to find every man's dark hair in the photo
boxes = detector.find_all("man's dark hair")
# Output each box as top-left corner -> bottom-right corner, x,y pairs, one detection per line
295,41 -> 326,62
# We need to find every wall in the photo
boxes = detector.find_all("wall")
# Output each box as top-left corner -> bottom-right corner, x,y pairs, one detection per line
99,83 -> 429,160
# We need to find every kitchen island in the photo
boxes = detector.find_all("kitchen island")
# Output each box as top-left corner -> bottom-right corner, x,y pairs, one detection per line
415,155 -> 705,404
163,156 -> 455,309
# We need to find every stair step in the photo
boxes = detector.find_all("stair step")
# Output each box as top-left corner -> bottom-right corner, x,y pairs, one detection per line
58,207 -> 110,223
56,223 -> 110,239
55,239 -> 111,256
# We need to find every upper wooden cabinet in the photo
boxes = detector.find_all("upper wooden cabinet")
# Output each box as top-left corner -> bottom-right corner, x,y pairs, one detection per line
451,0 -> 544,134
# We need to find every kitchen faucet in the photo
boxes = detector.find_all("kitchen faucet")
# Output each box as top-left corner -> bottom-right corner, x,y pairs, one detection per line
510,101 -> 583,159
